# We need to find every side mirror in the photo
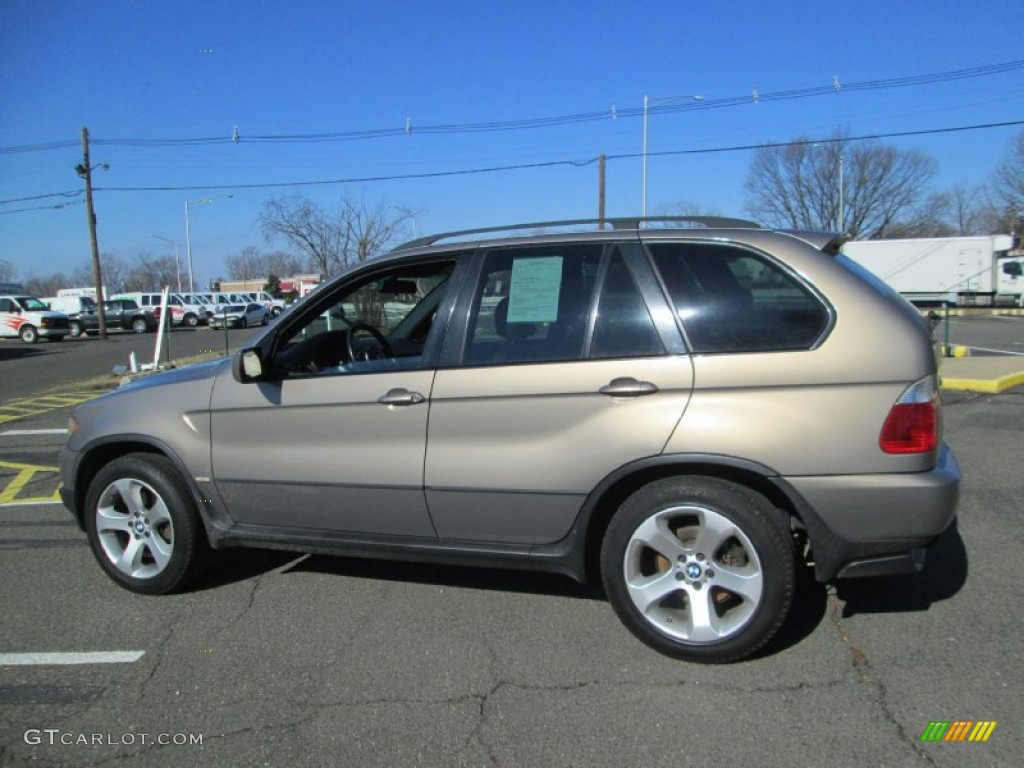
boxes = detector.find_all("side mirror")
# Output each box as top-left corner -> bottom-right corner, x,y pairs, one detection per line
232,348 -> 265,383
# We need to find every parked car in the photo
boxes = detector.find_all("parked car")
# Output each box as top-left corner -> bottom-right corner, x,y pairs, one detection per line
67,299 -> 157,337
1,295 -> 69,343
209,303 -> 270,329
60,217 -> 960,663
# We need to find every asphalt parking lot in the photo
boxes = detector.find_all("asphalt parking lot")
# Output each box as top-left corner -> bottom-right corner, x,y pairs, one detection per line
0,316 -> 1021,767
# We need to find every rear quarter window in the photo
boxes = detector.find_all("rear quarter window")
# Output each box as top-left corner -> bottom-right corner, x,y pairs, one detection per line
648,242 -> 829,353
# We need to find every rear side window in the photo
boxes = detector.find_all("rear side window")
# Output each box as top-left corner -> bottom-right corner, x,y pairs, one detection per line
591,251 -> 664,358
464,244 -> 603,364
648,242 -> 828,353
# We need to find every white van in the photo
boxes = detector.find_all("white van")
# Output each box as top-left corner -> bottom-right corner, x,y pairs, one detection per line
109,292 -> 202,327
43,295 -> 98,316
1,295 -> 70,343
244,291 -> 287,316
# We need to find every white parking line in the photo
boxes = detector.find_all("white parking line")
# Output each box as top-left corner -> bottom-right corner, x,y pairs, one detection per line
0,651 -> 145,666
0,501 -> 64,508
0,429 -> 69,436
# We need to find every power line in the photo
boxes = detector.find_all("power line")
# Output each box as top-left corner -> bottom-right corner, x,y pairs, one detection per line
0,190 -> 83,205
2,58 -> 1023,154
83,118 -> 1024,194
0,200 -> 84,216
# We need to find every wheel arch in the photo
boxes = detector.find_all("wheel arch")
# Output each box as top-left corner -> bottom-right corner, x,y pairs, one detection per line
69,436 -> 212,531
576,454 -> 808,584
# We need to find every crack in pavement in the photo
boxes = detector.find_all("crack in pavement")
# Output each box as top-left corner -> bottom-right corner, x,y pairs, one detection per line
828,594 -> 938,767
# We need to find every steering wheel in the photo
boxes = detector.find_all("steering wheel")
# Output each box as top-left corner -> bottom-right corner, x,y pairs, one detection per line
346,322 -> 393,362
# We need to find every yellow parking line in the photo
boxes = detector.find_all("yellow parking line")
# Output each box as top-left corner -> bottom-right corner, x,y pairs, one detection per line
0,391 -> 102,425
0,460 -> 62,504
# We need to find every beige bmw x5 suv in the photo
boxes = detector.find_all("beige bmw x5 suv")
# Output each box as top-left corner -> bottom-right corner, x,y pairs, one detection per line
61,217 -> 960,663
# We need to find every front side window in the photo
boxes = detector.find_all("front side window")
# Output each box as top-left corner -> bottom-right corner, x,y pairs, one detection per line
17,297 -> 49,311
273,260 -> 455,375
648,242 -> 828,353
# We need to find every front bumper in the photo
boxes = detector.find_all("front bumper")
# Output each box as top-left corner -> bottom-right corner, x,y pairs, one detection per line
786,444 -> 961,581
58,446 -> 82,527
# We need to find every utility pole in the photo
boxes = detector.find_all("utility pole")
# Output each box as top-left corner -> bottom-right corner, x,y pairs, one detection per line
77,127 -> 107,339
598,154 -> 606,229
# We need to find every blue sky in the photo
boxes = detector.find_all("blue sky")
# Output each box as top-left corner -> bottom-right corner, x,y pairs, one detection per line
2,0 -> 1023,289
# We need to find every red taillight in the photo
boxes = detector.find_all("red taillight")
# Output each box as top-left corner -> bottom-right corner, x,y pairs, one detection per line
880,377 -> 939,454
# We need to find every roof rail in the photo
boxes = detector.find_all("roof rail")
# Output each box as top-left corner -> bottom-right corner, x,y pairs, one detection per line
395,216 -> 760,251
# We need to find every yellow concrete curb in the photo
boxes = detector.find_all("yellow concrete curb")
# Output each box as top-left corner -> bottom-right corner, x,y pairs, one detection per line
941,370 -> 1024,393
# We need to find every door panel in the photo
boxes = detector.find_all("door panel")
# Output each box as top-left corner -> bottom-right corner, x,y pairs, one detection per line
425,357 -> 693,543
210,369 -> 436,537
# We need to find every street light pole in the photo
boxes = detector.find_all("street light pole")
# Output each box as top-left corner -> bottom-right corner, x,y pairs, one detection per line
184,201 -> 194,294
641,93 -> 703,219
184,195 -> 233,294
838,154 -> 845,233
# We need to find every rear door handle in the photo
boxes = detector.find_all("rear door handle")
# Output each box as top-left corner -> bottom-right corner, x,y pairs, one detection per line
599,377 -> 659,397
377,388 -> 426,406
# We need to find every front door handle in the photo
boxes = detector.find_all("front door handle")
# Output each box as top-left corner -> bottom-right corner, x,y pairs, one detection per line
599,377 -> 659,397
377,388 -> 426,406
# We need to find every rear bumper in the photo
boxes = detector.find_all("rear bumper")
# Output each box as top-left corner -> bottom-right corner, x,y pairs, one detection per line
786,444 -> 961,581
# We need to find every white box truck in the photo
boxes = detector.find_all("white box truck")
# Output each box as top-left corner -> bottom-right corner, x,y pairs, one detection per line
842,235 -> 1022,307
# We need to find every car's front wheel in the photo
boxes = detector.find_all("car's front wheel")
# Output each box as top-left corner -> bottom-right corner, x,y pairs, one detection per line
83,453 -> 210,595
131,317 -> 149,334
69,321 -> 85,338
601,477 -> 795,663
184,313 -> 199,328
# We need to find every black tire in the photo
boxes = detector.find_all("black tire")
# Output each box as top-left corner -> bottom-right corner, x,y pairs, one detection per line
600,477 -> 795,663
239,317 -> 247,328
131,317 -> 149,334
69,321 -> 85,338
83,453 -> 210,595
184,313 -> 199,328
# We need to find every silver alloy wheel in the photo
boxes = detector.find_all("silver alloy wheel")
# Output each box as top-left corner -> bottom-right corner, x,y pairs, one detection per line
623,504 -> 763,644
94,477 -> 175,580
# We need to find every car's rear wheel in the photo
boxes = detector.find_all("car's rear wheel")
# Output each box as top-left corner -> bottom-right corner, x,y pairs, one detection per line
19,325 -> 38,344
131,317 -> 149,334
84,453 -> 210,595
184,313 -> 199,327
601,477 -> 795,663
69,321 -> 85,338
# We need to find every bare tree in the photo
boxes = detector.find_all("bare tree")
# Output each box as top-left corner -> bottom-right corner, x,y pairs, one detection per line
123,252 -> 180,291
0,259 -> 16,284
226,246 -> 304,282
653,200 -> 725,219
22,272 -> 68,297
992,130 -> 1024,233
744,133 -> 937,238
259,194 -> 419,277
70,252 -> 130,293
